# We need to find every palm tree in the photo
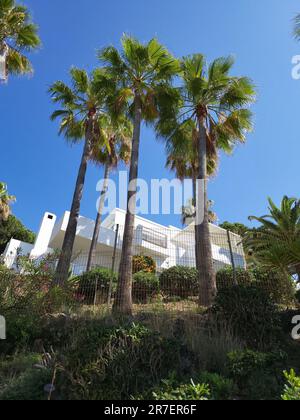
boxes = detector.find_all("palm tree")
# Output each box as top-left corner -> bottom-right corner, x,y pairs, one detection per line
86,115 -> 132,272
0,182 -> 15,223
99,35 -> 180,315
0,0 -> 40,81
49,68 -> 112,285
247,196 -> 300,281
294,14 -> 300,40
158,55 -> 255,306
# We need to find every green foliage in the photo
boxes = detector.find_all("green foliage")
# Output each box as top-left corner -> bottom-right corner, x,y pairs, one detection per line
0,215 -> 36,254
213,286 -> 281,350
0,263 -> 74,354
228,350 -> 287,400
247,196 -> 300,276
217,267 -> 296,305
0,353 -> 51,401
76,267 -> 117,304
56,322 -> 182,400
132,271 -> 160,303
132,255 -> 156,274
219,222 -> 250,237
151,379 -> 210,401
282,369 -> 300,401
196,372 -> 237,400
160,266 -> 198,299
0,0 -> 41,77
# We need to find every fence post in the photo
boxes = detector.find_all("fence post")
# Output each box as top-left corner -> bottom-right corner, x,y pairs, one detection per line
227,230 -> 238,286
108,224 -> 120,306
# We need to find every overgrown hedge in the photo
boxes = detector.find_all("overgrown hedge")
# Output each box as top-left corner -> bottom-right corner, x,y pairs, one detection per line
132,271 -> 160,303
217,267 -> 296,305
159,266 -> 198,299
76,267 -> 117,304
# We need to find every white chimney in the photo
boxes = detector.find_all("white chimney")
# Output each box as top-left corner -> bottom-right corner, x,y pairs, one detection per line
30,212 -> 57,258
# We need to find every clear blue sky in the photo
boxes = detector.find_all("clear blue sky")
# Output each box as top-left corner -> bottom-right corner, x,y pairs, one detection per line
1,0 -> 300,233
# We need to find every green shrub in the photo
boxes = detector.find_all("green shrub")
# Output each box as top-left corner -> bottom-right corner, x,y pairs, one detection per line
227,349 -> 287,400
151,379 -> 210,401
251,267 -> 296,306
160,266 -> 198,299
282,370 -> 300,401
197,372 -> 236,400
56,322 -> 183,400
213,286 -> 281,350
76,267 -> 117,304
217,267 -> 252,290
132,271 -> 160,303
217,267 -> 296,306
132,255 -> 156,274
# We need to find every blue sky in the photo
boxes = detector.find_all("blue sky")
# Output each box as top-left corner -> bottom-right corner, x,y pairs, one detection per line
1,0 -> 300,232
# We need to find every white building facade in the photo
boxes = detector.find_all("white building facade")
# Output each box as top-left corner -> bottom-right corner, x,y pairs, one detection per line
2,209 -> 246,275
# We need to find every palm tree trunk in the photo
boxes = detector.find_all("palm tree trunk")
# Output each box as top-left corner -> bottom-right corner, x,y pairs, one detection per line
113,95 -> 142,316
195,117 -> 216,307
86,163 -> 111,272
192,175 -> 200,269
54,115 -> 94,286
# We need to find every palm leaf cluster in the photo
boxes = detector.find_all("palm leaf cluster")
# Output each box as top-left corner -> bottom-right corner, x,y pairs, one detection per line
0,182 -> 15,223
0,0 -> 40,79
246,197 -> 300,278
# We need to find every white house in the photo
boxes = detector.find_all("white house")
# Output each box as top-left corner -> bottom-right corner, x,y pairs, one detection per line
2,209 -> 246,274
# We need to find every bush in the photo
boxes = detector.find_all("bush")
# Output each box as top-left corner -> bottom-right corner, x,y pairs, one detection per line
160,266 -> 198,299
151,379 -> 210,401
217,267 -> 253,290
132,255 -> 156,275
227,349 -> 287,400
197,372 -> 236,400
132,271 -> 160,303
56,322 -> 183,400
76,267 -> 117,304
213,286 -> 281,350
282,370 -> 300,401
0,353 -> 52,401
217,267 -> 296,306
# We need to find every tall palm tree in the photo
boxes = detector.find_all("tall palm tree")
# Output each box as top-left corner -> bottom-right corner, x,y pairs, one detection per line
86,115 -> 132,272
294,14 -> 300,40
158,55 -> 255,306
99,35 -> 180,315
247,196 -> 300,280
166,122 -> 218,266
0,182 -> 15,223
0,0 -> 40,81
49,68 -> 111,285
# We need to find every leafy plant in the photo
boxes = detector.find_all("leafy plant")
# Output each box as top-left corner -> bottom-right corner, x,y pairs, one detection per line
132,255 -> 156,275
196,372 -> 236,400
152,379 -> 210,401
160,266 -> 198,299
227,350 -> 287,400
213,286 -> 281,350
217,267 -> 296,306
132,271 -> 160,303
282,369 -> 300,401
76,267 -> 117,304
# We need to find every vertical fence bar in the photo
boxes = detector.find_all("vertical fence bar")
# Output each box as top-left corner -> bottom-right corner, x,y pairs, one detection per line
108,224 -> 120,306
227,230 -> 238,286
